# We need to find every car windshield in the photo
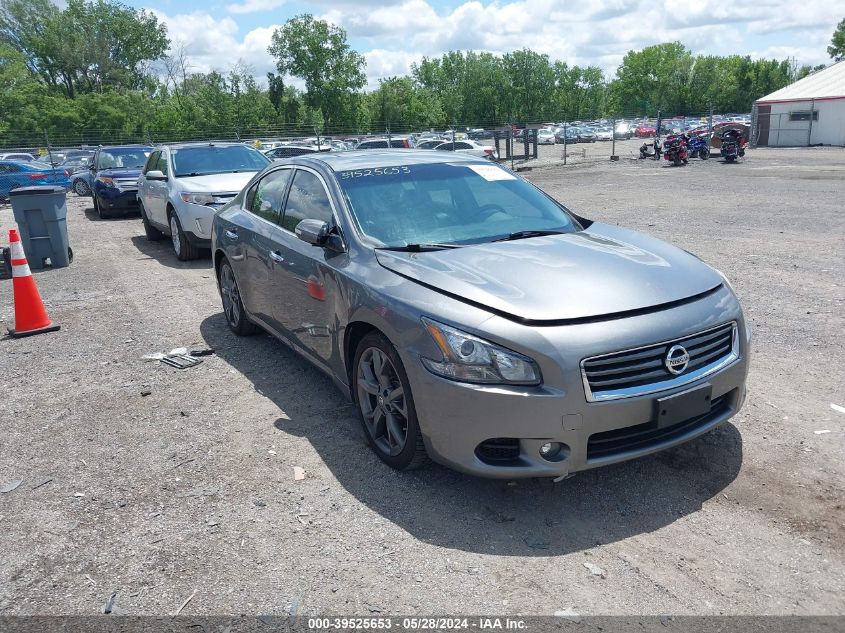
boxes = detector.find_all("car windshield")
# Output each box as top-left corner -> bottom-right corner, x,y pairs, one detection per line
337,162 -> 579,248
172,145 -> 269,177
99,148 -> 150,169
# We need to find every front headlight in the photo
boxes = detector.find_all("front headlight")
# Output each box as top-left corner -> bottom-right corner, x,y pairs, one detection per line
181,192 -> 215,206
96,176 -> 115,188
420,318 -> 541,385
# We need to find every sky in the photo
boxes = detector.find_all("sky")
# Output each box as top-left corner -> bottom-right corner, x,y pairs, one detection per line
122,0 -> 844,90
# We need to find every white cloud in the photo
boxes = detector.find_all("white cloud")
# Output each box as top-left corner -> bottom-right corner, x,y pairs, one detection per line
152,10 -> 281,80
363,49 -> 426,89
149,0 -> 845,89
226,0 -> 287,14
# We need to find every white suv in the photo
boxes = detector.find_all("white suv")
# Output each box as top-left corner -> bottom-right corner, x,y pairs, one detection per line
137,143 -> 270,260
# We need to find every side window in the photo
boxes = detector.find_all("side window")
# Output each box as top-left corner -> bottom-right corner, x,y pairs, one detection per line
143,151 -> 159,175
281,170 -> 333,232
454,142 -> 472,149
155,152 -> 168,176
248,169 -> 292,224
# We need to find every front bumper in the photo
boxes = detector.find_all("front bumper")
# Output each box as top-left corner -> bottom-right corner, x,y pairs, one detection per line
96,187 -> 138,209
404,287 -> 749,478
173,200 -> 219,241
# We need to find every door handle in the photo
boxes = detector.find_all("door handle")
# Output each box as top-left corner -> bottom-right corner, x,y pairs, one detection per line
224,230 -> 239,240
269,250 -> 285,264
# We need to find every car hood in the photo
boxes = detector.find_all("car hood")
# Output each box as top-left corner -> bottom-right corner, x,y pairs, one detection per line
374,223 -> 723,323
173,171 -> 258,192
97,168 -> 143,179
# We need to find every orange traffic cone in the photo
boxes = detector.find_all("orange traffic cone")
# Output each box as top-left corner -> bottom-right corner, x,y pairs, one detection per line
8,229 -> 60,338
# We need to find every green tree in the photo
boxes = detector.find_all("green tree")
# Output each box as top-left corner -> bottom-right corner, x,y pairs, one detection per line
0,0 -> 168,97
828,18 -> 845,61
268,14 -> 365,128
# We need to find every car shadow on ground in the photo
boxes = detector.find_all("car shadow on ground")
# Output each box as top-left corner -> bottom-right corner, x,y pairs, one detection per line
81,204 -> 142,223
200,312 -> 743,557
130,235 -> 212,270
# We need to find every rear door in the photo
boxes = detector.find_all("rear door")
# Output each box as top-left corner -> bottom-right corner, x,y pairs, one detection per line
239,168 -> 294,330
269,168 -> 340,368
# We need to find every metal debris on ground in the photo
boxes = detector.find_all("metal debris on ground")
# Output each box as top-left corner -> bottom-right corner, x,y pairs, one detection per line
293,466 -> 306,481
831,403 -> 845,414
143,347 -> 204,369
102,591 -> 118,614
814,430 -> 832,435
0,480 -> 22,493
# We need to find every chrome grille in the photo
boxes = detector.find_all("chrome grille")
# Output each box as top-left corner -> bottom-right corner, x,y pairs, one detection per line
581,322 -> 738,402
114,178 -> 138,190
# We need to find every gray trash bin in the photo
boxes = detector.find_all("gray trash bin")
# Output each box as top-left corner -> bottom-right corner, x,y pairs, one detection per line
9,185 -> 72,269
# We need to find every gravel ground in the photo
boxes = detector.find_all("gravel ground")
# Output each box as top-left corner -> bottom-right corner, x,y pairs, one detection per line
0,146 -> 843,617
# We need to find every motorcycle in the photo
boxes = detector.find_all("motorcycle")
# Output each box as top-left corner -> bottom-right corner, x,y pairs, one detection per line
720,129 -> 747,162
662,134 -> 688,166
686,134 -> 710,160
639,137 -> 662,160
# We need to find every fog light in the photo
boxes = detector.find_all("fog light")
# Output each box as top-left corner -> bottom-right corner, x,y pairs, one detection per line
540,442 -> 561,459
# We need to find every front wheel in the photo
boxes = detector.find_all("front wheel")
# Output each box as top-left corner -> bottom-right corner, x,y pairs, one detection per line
673,155 -> 682,166
73,179 -> 90,196
94,196 -> 110,219
169,212 -> 199,261
354,332 -> 429,471
700,149 -> 709,160
218,259 -> 257,336
140,202 -> 163,241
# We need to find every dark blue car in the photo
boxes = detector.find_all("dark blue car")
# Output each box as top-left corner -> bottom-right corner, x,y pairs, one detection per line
0,160 -> 71,199
89,145 -> 152,219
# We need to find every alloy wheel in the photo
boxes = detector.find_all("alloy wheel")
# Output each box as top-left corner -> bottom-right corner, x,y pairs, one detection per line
170,216 -> 181,255
74,180 -> 89,196
356,347 -> 409,456
219,263 -> 241,327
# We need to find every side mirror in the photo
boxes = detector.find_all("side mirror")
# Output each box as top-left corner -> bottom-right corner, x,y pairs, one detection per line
145,169 -> 167,181
295,218 -> 329,246
295,218 -> 345,253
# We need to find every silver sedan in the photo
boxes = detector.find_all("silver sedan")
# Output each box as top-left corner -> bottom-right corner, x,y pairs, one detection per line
211,151 -> 750,478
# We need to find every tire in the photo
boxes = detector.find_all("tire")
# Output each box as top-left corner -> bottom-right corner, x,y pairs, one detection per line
169,211 -> 199,261
73,179 -> 90,196
94,195 -> 111,219
682,157 -> 688,164
700,149 -> 709,160
217,259 -> 258,336
726,156 -> 736,163
353,331 -> 430,471
673,156 -> 682,167
140,202 -> 163,241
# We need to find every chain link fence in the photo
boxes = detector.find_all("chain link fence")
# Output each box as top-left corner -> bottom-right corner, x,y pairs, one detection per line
0,109 -> 757,203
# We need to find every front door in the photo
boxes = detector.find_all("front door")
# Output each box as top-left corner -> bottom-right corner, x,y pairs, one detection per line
269,168 -> 340,369
146,151 -> 171,226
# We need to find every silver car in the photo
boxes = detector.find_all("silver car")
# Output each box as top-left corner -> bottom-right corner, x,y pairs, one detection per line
137,142 -> 270,260
211,151 -> 750,478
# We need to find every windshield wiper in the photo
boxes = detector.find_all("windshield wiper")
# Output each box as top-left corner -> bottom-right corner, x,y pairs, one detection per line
377,243 -> 462,252
491,230 -> 566,242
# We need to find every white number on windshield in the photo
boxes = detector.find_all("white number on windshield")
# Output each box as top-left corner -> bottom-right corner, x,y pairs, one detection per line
340,166 -> 411,179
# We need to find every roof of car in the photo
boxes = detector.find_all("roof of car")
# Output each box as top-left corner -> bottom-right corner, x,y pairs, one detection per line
100,145 -> 153,151
160,141 -> 249,150
298,149 -> 487,171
